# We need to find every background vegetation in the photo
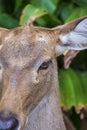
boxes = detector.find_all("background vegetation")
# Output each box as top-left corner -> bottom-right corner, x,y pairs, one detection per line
0,0 -> 87,129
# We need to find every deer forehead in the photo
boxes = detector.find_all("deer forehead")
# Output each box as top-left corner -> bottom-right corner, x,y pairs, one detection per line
0,29 -> 54,69
3,26 -> 52,45
0,47 -> 52,69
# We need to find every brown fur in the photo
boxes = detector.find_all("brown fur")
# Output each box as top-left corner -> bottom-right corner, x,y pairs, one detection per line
0,17 -> 86,130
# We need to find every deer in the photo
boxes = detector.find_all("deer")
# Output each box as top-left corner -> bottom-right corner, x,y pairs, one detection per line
0,16 -> 86,130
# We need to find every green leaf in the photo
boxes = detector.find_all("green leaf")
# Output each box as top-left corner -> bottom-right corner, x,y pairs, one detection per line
59,68 -> 87,112
14,0 -> 23,12
31,0 -> 59,14
0,13 -> 19,28
60,4 -> 74,22
36,14 -> 61,27
66,8 -> 87,22
76,71 -> 87,106
0,4 -> 4,13
59,69 -> 76,109
73,0 -> 87,7
20,4 -> 47,26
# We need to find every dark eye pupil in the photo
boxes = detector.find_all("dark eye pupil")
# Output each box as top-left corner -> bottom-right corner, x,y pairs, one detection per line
40,60 -> 52,70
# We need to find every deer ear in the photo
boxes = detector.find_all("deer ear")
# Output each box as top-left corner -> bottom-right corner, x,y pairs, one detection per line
55,17 -> 87,68
59,18 -> 87,51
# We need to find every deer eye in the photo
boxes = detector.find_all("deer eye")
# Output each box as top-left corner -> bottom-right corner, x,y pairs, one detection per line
39,60 -> 52,70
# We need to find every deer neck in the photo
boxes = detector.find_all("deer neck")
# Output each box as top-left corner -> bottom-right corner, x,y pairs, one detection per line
24,61 -> 66,130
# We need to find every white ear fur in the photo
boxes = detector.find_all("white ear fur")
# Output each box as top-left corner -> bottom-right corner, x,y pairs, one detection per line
75,18 -> 87,32
55,45 -> 67,56
58,18 -> 87,53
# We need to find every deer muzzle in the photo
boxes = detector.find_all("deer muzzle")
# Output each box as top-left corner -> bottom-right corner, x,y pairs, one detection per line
0,111 -> 19,130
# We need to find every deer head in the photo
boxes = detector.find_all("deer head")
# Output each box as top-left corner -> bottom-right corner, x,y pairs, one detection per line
0,17 -> 86,130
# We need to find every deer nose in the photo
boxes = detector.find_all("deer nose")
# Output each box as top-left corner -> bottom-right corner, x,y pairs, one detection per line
0,112 -> 19,130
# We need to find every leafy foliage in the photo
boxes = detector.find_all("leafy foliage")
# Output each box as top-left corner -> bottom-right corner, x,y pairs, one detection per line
20,4 -> 47,25
59,68 -> 87,111
0,1 -> 87,129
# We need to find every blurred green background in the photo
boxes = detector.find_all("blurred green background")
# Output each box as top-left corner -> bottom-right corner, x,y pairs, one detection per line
0,0 -> 87,129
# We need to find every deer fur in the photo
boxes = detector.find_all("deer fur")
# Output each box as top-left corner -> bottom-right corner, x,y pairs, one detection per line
0,17 -> 86,130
